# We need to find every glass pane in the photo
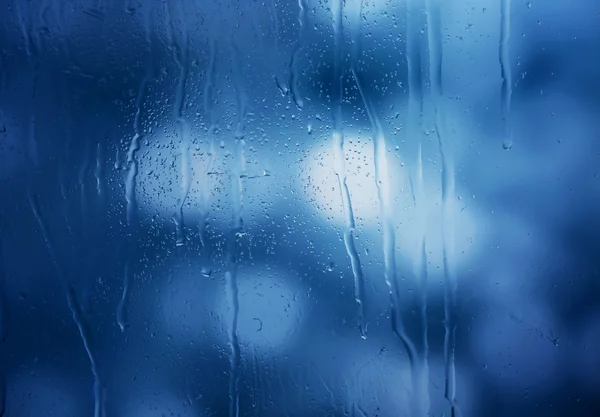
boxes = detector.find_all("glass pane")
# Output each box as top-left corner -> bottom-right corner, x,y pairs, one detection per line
0,0 -> 598,416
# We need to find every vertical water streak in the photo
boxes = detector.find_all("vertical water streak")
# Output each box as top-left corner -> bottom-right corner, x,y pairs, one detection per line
118,6 -> 155,329
332,0 -> 367,339
406,0 -> 426,305
59,166 -> 74,236
79,140 -> 91,227
95,141 -> 104,198
53,0 -> 71,60
225,197 -> 242,417
39,0 -> 50,28
100,386 -> 107,417
114,148 -> 121,170
24,0 -> 40,169
164,0 -> 175,53
226,41 -> 247,417
16,0 -> 34,57
116,260 -> 131,331
172,25 -> 191,247
28,192 -> 103,417
142,0 -> 156,60
425,1 -> 459,415
79,140 -> 92,311
251,347 -> 259,410
415,144 -> 429,360
350,1 -> 425,413
125,81 -> 145,226
269,0 -> 287,95
19,31 -> 102,412
27,112 -> 39,171
118,74 -> 148,331
59,82 -> 74,236
499,0 -> 513,150
200,38 -> 218,253
406,0 -> 431,415
288,0 -> 307,109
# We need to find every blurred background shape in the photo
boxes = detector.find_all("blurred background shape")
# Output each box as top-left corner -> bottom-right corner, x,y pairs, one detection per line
0,0 -> 599,416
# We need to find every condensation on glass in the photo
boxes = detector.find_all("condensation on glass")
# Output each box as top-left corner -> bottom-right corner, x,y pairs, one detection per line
0,0 -> 598,416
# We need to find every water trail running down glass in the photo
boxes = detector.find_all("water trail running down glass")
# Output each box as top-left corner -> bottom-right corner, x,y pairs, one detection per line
425,1 -> 460,415
406,0 -> 431,414
95,141 -> 105,198
288,0 -> 307,109
226,40 -> 248,417
351,1 -> 427,414
78,140 -> 92,311
16,11 -> 103,411
27,110 -> 39,177
59,166 -> 74,235
16,1 -> 34,58
332,0 -> 367,339
200,37 -> 218,267
117,3 -> 156,330
79,142 -> 90,219
172,25 -> 191,247
28,192 -> 103,417
269,0 -> 287,96
124,84 -> 144,229
499,0 -> 513,150
117,75 -> 146,332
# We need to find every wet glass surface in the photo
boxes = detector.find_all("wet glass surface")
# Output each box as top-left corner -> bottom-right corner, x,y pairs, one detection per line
0,1 -> 599,416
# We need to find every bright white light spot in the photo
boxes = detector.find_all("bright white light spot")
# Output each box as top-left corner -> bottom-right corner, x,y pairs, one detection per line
300,130 -> 480,275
